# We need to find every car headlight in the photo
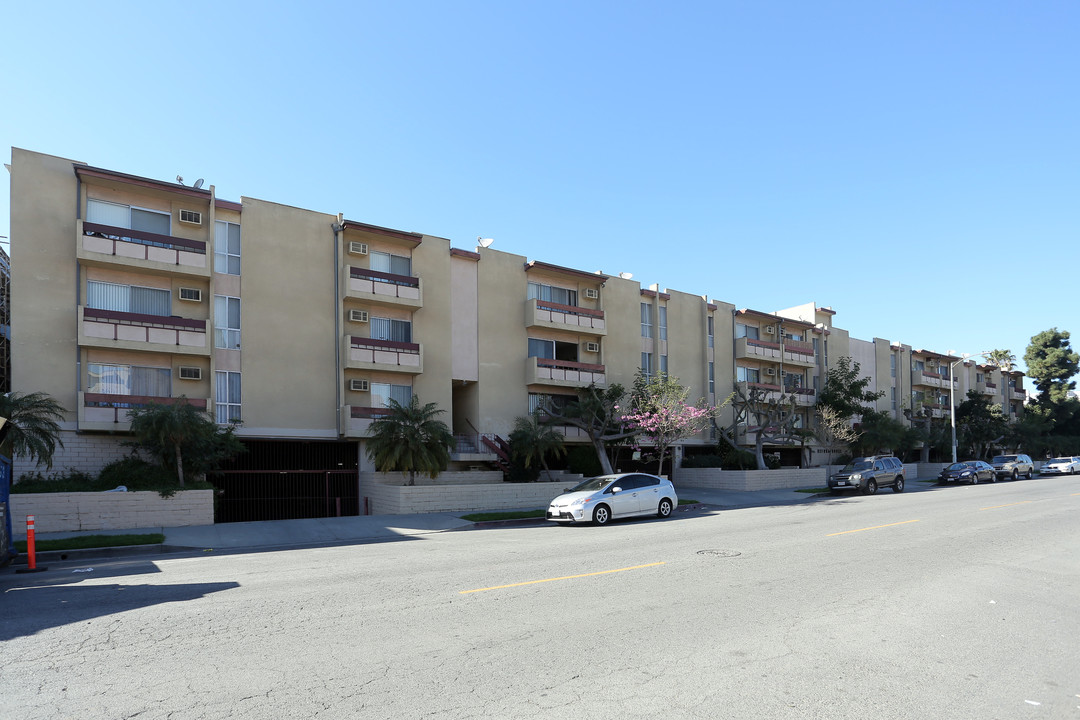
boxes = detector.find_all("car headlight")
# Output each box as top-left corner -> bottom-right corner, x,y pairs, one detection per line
570,497 -> 591,507
850,473 -> 862,481
960,471 -> 971,477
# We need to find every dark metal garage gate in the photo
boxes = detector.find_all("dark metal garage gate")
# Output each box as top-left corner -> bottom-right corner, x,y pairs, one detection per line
209,440 -> 360,523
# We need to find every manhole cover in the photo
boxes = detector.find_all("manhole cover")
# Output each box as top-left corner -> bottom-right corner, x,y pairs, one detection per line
696,549 -> 741,558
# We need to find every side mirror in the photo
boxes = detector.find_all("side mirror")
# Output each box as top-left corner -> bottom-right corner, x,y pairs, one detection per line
610,486 -> 622,494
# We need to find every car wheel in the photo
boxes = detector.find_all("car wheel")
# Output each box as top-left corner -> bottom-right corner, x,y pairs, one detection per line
657,498 -> 673,518
864,479 -> 877,495
892,477 -> 905,493
990,473 -> 997,483
592,504 -> 611,526
970,474 -> 978,485
1026,470 -> 1033,479
1011,470 -> 1018,481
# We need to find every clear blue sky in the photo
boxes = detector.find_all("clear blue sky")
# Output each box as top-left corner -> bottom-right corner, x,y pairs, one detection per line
3,1 -> 1077,374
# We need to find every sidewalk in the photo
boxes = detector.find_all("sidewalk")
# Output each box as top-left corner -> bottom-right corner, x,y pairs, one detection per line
5,480 -> 939,566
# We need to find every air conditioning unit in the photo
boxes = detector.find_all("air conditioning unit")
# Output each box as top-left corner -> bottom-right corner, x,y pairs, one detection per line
584,288 -> 599,300
178,287 -> 202,302
764,326 -> 775,335
348,242 -> 369,255
765,367 -> 776,376
179,209 -> 203,225
177,366 -> 202,381
349,309 -> 369,323
585,342 -> 600,353
349,379 -> 370,392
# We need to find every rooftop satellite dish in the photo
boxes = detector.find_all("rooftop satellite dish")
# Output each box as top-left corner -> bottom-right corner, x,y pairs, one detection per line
618,272 -> 633,279
477,237 -> 494,248
193,178 -> 204,190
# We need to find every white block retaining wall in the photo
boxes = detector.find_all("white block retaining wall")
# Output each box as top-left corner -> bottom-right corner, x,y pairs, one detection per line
362,470 -> 504,486
9,490 -> 214,538
362,481 -> 564,515
14,431 -> 134,480
675,468 -> 829,491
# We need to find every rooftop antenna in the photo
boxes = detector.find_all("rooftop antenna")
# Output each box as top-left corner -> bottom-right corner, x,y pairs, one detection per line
618,272 -> 633,279
192,178 -> 204,190
175,175 -> 184,185
477,237 -> 494,248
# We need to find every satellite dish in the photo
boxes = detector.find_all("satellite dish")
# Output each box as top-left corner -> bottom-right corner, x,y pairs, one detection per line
193,179 -> 204,190
619,272 -> 633,279
477,237 -> 494,248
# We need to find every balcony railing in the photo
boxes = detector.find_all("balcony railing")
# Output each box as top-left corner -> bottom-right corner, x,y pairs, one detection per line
526,298 -> 606,334
527,356 -> 606,388
345,266 -> 422,305
80,307 -> 208,351
345,336 -> 423,372
80,221 -> 209,274
81,393 -> 208,429
83,222 -> 207,254
350,266 -> 419,288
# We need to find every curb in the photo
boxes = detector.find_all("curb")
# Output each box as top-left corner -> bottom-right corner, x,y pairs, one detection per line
11,544 -> 188,565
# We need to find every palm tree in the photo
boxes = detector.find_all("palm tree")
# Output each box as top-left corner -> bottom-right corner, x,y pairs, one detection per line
510,413 -> 567,481
366,396 -> 454,485
0,392 -> 66,468
985,349 -> 1016,372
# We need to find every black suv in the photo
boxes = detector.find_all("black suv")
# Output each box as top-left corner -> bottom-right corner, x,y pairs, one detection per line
828,456 -> 906,495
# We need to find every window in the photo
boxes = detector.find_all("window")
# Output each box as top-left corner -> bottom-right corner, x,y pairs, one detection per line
707,316 -> 714,348
913,360 -> 925,372
784,372 -> 803,389
528,282 -> 577,307
641,352 -> 653,379
370,251 -> 412,277
87,199 -> 171,235
735,323 -> 759,340
370,317 -> 412,343
215,221 -> 241,275
708,362 -> 715,394
784,331 -> 803,341
528,338 -> 577,362
215,371 -> 241,423
891,387 -> 897,410
214,295 -> 241,349
737,366 -> 760,383
87,281 -> 170,316
529,393 -> 574,415
371,382 -> 411,409
976,372 -> 984,382
640,303 -> 652,338
88,363 -> 171,397
890,354 -> 896,378
658,306 -> 668,341
659,355 -> 668,374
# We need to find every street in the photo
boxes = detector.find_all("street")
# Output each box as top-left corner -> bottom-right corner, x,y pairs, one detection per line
3,476 -> 1079,719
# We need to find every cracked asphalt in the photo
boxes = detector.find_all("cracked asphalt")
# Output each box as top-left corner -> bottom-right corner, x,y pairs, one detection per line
2,476 -> 1079,719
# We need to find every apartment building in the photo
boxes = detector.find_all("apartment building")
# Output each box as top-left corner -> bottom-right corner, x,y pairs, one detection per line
8,148 -> 1023,519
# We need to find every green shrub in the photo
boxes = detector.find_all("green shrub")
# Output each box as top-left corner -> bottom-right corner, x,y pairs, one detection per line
681,454 -> 724,468
566,445 -> 603,477
715,437 -> 756,470
13,468 -> 97,492
12,456 -> 212,497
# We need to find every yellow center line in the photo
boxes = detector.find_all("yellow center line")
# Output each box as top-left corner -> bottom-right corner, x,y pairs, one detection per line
1071,493 -> 1080,497
460,562 -> 666,594
980,501 -> 1033,511
827,519 -> 920,537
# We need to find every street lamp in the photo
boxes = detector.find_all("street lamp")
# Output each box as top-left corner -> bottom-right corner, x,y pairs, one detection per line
946,353 -> 971,464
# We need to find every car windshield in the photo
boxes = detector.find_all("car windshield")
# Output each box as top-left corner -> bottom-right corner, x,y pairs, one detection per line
992,456 -> 1017,463
1048,457 -> 1068,464
945,462 -> 971,471
566,476 -> 616,493
841,460 -> 873,472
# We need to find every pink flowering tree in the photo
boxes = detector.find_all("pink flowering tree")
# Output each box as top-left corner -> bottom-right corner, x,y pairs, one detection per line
624,371 -> 718,475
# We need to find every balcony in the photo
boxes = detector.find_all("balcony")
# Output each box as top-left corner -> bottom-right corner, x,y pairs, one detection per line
79,393 -> 209,432
736,337 -> 780,363
344,266 -> 422,308
343,335 -> 423,374
737,381 -> 783,403
912,370 -> 943,388
788,387 -> 817,406
525,299 -> 606,336
976,381 -> 998,396
526,356 -> 605,389
340,405 -> 392,438
781,339 -> 816,368
79,307 -> 209,355
77,220 -> 209,278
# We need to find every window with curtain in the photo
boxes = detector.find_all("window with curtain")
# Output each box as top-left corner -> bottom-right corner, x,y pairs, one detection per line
87,199 -> 170,235
737,366 -> 760,384
369,251 -> 412,277
641,352 -> 653,379
528,338 -> 555,359
370,317 -> 412,343
709,362 -> 715,394
215,371 -> 242,423
735,323 -> 759,340
87,363 -> 171,397
640,303 -> 652,338
527,282 -> 577,307
659,306 -> 668,340
659,355 -> 668,374
87,281 -> 171,316
214,295 -> 241,349
707,315 -> 714,348
215,221 -> 241,275
370,382 -> 412,408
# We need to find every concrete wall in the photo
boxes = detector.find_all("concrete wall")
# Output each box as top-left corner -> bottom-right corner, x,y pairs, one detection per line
361,470 -> 504,487
9,490 -> 214,537
675,467 -> 828,491
362,481 -> 564,515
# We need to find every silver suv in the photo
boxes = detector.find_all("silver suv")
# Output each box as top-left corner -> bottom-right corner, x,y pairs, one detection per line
828,456 -> 906,495
990,454 -> 1034,480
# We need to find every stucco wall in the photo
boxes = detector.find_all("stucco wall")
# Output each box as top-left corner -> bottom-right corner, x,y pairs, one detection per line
9,490 -> 214,537
675,468 -> 828,491
362,481 -> 563,515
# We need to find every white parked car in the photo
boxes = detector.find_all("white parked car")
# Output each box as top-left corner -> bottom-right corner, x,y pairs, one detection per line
547,473 -> 678,525
1039,457 -> 1080,476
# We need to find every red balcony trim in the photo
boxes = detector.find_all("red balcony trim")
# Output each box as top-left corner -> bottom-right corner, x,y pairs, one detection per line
84,307 -> 207,331
536,299 -> 604,319
745,338 -> 781,350
747,382 -> 782,391
536,358 -> 605,373
83,221 -> 207,254
350,336 -> 420,353
84,393 -> 207,409
351,406 -> 393,419
787,387 -> 816,396
349,266 -> 420,288
783,340 -> 814,354
921,370 -> 943,379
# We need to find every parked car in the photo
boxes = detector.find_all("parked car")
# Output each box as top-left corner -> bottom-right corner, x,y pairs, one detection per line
828,456 -> 906,495
1039,456 -> 1080,476
990,454 -> 1034,480
938,460 -> 996,484
547,473 -> 677,525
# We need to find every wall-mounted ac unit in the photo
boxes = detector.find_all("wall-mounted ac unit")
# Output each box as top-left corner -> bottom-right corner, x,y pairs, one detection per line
177,366 -> 202,380
765,367 -> 776,376
179,209 -> 203,225
349,309 -> 369,323
348,242 -> 369,255
764,326 -> 776,335
585,342 -> 600,353
349,379 -> 370,392
584,288 -> 599,300
178,287 -> 202,302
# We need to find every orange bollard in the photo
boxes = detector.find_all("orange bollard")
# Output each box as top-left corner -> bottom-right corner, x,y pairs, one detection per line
16,514 -> 47,574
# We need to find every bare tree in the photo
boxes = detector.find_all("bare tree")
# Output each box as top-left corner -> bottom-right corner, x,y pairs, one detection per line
712,384 -> 804,470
